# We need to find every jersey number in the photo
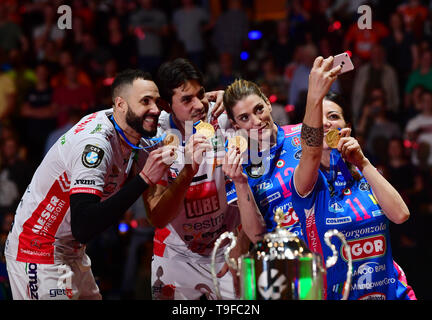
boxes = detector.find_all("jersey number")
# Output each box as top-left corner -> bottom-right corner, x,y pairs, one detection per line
345,197 -> 371,221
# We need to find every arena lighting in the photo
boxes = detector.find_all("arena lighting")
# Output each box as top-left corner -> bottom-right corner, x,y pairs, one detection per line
130,220 -> 138,229
118,222 -> 129,233
103,77 -> 115,86
328,20 -> 342,32
285,104 -> 295,112
269,94 -> 277,103
346,50 -> 353,57
248,30 -> 262,40
134,27 -> 146,40
240,51 -> 249,60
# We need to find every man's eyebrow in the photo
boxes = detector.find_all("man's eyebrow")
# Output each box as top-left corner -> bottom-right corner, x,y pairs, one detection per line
139,95 -> 156,101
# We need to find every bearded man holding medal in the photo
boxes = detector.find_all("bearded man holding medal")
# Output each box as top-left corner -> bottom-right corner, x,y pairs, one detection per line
291,55 -> 416,300
4,69 -> 176,299
142,58 -> 265,300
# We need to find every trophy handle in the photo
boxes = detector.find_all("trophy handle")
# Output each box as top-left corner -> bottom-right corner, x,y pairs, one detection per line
324,229 -> 353,300
211,231 -> 238,300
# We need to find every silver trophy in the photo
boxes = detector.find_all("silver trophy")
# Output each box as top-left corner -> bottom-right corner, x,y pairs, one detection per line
211,208 -> 352,300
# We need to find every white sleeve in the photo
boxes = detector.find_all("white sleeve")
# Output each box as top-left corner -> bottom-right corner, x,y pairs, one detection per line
67,136 -> 113,197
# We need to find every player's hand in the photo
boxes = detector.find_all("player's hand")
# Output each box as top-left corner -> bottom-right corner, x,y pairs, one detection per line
308,56 -> 342,104
206,90 -> 225,119
222,146 -> 247,185
336,127 -> 367,168
140,146 -> 176,185
184,133 -> 213,175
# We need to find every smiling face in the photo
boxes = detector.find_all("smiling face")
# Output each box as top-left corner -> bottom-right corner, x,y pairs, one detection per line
171,79 -> 208,125
322,99 -> 347,149
230,94 -> 276,144
120,78 -> 161,137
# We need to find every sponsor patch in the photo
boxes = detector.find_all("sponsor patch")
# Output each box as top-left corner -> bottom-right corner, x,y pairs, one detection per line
341,234 -> 386,261
81,144 -> 104,168
326,216 -> 352,225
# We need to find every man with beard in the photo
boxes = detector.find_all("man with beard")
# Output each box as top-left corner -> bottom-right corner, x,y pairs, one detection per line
4,69 -> 175,300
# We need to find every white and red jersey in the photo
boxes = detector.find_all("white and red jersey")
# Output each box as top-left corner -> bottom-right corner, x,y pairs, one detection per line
5,109 -> 141,264
150,109 -> 241,263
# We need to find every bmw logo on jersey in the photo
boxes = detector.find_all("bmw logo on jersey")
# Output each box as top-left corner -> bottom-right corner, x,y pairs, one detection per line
82,144 -> 104,168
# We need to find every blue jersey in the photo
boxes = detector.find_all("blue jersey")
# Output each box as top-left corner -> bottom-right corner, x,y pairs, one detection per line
226,124 -> 304,239
291,167 -> 415,300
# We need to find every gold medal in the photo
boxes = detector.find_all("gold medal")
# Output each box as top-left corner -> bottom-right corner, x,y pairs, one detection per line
325,129 -> 340,149
227,135 -> 248,154
163,133 -> 179,161
195,121 -> 215,139
163,133 -> 180,147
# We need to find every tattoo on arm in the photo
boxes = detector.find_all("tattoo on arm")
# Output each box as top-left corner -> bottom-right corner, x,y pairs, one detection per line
301,123 -> 323,147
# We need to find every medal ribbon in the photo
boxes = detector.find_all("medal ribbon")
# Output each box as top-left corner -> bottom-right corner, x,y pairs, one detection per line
329,148 -> 353,185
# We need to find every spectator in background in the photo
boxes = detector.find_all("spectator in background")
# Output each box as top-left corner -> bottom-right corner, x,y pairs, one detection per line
351,44 -> 400,122
50,50 -> 92,89
7,49 -> 36,111
106,16 -> 135,71
397,0 -> 429,41
0,63 -> 16,125
172,0 -> 212,70
259,80 -> 290,126
405,89 -> 432,167
288,44 -> 340,122
32,4 -> 65,61
20,63 -> 56,165
52,64 -> 94,127
44,108 -> 83,156
0,135 -> 32,216
128,0 -> 169,76
382,11 -> 419,99
343,8 -> 389,62
0,6 -> 28,54
120,197 -> 154,300
211,0 -> 248,69
269,19 -> 296,72
76,33 -> 112,79
205,52 -> 240,91
385,137 -> 416,197
356,87 -> 402,165
94,58 -> 118,110
256,55 -> 287,104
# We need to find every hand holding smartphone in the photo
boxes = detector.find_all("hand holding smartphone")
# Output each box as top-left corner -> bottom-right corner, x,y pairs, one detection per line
332,52 -> 354,75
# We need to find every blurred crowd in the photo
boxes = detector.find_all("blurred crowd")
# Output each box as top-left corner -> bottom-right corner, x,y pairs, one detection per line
1,0 -> 432,299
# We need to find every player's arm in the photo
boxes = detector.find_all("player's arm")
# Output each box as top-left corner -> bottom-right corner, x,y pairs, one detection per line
143,164 -> 195,228
222,147 -> 266,243
70,175 -> 150,244
294,56 -> 341,196
70,146 -> 173,243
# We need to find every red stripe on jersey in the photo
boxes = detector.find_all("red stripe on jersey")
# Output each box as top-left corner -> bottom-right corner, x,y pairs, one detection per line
70,187 -> 103,197
17,172 -> 71,264
153,227 -> 171,257
156,180 -> 168,187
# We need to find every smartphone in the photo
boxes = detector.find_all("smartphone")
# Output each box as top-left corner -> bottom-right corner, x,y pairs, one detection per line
332,52 -> 354,74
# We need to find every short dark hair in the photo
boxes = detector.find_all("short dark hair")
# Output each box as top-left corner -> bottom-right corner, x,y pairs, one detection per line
111,69 -> 153,102
156,58 -> 203,104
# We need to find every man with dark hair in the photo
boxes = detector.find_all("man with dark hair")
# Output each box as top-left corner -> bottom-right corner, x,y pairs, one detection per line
4,69 -> 175,300
143,58 -> 265,300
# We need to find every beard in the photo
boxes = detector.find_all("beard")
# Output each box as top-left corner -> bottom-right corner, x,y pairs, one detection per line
125,106 -> 157,138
